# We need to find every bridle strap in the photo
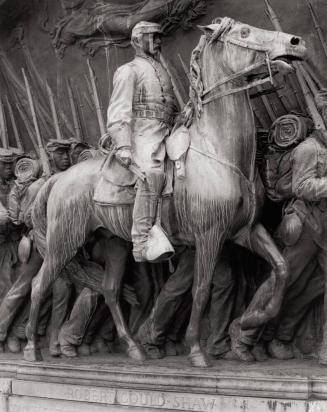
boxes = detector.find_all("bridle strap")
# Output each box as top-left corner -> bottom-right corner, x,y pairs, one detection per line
202,54 -> 272,96
200,33 -> 275,105
202,76 -> 272,105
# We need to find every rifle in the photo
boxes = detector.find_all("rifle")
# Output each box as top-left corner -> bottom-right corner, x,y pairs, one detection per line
275,86 -> 292,112
306,0 -> 327,62
256,84 -> 276,122
22,69 -> 51,176
87,59 -> 106,136
160,54 -> 185,110
67,79 -> 82,141
46,81 -> 62,141
265,1 -> 327,142
5,95 -> 23,151
304,61 -> 323,89
74,84 -> 87,140
0,97 -> 9,149
16,102 -> 38,153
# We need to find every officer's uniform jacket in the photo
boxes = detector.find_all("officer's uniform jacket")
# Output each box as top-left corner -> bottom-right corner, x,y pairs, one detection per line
107,55 -> 177,173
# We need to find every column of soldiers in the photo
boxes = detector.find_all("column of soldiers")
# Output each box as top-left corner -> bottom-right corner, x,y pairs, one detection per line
0,19 -> 327,364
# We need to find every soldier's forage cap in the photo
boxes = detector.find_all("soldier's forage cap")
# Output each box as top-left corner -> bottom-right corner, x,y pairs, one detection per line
0,148 -> 14,163
46,139 -> 72,153
131,21 -> 163,39
68,139 -> 90,151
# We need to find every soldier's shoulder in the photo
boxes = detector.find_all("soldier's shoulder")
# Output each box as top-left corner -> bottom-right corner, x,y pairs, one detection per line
292,137 -> 318,159
114,61 -> 137,78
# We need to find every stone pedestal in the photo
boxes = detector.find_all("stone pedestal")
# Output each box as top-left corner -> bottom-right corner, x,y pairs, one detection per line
0,352 -> 327,411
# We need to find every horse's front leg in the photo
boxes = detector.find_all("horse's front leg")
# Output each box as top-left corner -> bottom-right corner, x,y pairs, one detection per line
236,223 -> 288,329
102,237 -> 146,362
186,230 -> 223,368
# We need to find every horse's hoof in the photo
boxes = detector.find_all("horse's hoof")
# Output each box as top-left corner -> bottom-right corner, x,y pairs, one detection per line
127,345 -> 147,362
24,344 -> 43,362
189,352 -> 211,368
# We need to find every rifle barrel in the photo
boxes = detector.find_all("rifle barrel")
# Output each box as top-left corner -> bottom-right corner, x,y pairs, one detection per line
0,97 -> 9,149
87,59 -> 106,136
46,81 -> 62,141
16,102 -> 38,153
160,54 -> 185,110
5,95 -> 23,150
67,79 -> 82,141
306,0 -> 327,62
22,68 -> 51,176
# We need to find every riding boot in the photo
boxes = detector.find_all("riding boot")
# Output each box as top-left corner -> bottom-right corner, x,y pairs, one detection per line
132,171 -> 174,263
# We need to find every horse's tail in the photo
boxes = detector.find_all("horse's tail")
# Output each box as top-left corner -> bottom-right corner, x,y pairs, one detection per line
31,175 -> 61,257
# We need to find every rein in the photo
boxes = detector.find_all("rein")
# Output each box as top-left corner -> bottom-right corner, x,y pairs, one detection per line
200,32 -> 275,105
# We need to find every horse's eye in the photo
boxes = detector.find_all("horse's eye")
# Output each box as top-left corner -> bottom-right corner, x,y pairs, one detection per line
241,27 -> 250,38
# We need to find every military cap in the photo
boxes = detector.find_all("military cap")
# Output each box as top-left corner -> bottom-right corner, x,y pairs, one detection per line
0,148 -> 14,163
46,139 -> 72,153
68,139 -> 90,151
131,21 -> 163,39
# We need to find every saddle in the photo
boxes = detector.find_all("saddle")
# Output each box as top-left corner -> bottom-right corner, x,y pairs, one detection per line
93,126 -> 191,236
94,125 -> 191,207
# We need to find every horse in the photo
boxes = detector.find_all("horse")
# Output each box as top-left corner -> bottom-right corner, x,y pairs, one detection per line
24,17 -> 306,367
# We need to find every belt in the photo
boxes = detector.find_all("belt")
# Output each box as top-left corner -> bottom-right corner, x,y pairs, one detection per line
134,109 -> 175,126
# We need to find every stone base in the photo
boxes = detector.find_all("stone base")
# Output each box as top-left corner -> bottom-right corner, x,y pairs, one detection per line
0,351 -> 327,411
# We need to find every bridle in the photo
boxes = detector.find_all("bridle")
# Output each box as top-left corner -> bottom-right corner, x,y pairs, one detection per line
200,29 -> 276,105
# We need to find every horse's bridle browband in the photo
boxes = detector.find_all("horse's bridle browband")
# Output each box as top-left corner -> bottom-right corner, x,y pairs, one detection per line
200,31 -> 275,105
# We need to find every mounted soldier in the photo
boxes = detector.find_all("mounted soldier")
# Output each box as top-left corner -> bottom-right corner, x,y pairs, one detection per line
106,20 -> 177,263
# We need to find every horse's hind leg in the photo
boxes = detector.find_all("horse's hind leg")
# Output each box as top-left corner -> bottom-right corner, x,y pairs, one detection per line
24,258 -> 61,361
24,230 -> 87,361
102,237 -> 146,362
235,223 -> 288,329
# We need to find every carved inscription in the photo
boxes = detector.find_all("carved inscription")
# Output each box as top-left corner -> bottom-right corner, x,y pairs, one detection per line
13,381 -> 216,412
116,389 -> 216,411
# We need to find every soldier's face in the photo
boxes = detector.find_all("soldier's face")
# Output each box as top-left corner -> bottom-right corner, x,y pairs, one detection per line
0,161 -> 13,180
142,33 -> 161,56
52,149 -> 71,171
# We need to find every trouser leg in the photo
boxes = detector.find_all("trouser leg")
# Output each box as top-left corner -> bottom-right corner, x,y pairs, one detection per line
239,227 -> 317,346
316,247 -> 327,360
274,264 -> 323,342
207,248 -> 236,356
138,247 -> 194,346
128,262 -> 153,335
131,170 -> 165,262
0,246 -> 42,341
60,287 -> 98,346
84,299 -> 115,343
49,275 -> 72,351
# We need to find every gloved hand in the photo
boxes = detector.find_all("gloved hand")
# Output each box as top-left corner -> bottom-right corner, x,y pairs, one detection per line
115,146 -> 132,167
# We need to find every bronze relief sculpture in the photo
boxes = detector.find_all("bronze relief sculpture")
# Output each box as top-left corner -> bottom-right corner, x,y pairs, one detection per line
16,17 -> 308,369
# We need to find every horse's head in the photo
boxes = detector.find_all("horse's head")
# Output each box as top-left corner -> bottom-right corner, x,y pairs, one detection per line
196,17 -> 306,93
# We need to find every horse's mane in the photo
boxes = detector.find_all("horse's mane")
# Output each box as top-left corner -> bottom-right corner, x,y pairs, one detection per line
188,17 -> 235,118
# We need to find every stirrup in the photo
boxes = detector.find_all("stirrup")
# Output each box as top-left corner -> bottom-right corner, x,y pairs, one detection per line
134,224 -> 175,263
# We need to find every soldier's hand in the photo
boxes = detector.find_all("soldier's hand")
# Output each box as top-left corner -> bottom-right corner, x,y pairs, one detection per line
116,147 -> 132,167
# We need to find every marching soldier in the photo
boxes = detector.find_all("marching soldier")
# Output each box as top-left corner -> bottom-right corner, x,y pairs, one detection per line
0,139 -> 72,354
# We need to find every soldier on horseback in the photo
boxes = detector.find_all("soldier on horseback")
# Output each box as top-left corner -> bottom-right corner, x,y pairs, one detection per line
106,21 -> 177,263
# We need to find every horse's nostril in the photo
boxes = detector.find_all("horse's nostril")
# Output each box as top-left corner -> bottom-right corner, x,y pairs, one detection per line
291,37 -> 300,45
